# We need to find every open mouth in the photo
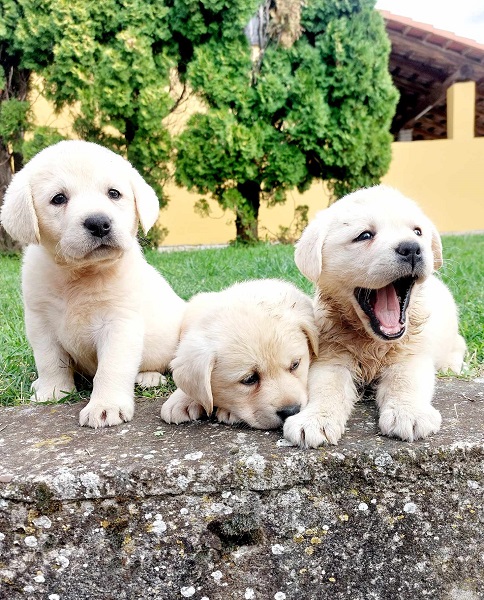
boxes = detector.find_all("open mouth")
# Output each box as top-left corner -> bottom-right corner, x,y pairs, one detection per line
354,276 -> 416,340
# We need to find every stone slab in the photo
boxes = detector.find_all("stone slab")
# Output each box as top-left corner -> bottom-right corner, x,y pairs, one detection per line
0,378 -> 483,600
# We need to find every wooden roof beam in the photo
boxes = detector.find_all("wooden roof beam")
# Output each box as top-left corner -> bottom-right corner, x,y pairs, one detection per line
389,54 -> 448,81
396,65 -> 475,131
388,30 -> 484,75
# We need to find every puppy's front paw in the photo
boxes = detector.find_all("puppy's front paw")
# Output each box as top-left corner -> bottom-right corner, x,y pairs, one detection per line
216,408 -> 241,425
283,410 -> 346,448
160,389 -> 206,424
30,378 -> 76,403
79,396 -> 135,428
379,403 -> 441,442
135,371 -> 166,388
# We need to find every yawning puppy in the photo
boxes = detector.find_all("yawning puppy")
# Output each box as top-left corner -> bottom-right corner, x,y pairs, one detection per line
283,185 -> 466,447
0,140 -> 185,427
160,279 -> 318,429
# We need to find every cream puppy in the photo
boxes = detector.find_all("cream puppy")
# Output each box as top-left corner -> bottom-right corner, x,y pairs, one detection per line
283,185 -> 466,447
161,279 -> 319,429
0,140 -> 185,428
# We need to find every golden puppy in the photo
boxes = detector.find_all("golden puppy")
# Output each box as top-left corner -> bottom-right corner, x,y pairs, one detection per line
160,279 -> 319,429
0,140 -> 185,428
283,185 -> 466,447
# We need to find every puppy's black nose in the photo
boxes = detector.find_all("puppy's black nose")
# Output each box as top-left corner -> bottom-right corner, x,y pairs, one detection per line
84,214 -> 112,238
277,405 -> 301,421
395,241 -> 422,268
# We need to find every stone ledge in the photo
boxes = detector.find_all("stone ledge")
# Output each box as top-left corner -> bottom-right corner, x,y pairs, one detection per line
0,379 -> 483,600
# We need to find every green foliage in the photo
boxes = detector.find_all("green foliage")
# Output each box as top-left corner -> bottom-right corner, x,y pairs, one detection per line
0,2 -> 36,185
1,0 -> 264,232
175,0 -> 398,239
6,0 -> 178,203
22,126 -> 66,162
167,0 -> 259,45
0,98 -> 30,152
2,0 -> 397,241
138,223 -> 169,250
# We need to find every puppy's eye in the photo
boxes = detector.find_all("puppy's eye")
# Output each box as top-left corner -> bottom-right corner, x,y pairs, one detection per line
414,227 -> 422,236
240,372 -> 259,386
108,189 -> 121,200
354,231 -> 374,242
51,193 -> 68,206
290,359 -> 300,372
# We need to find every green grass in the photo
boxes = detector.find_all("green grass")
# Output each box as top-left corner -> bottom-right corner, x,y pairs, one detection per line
0,254 -> 37,405
438,235 -> 484,370
1,236 -> 482,407
144,244 -> 312,299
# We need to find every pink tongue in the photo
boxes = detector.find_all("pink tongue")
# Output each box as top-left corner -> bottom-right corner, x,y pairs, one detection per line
373,284 -> 402,335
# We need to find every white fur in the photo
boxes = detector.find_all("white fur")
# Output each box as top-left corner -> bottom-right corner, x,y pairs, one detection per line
0,140 -> 185,428
161,279 -> 319,430
284,185 -> 466,447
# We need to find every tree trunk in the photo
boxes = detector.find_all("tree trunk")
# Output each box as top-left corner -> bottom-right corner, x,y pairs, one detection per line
235,180 -> 260,243
0,143 -> 21,252
0,62 -> 30,252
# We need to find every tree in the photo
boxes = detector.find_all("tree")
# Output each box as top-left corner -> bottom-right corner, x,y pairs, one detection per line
14,0 -> 177,203
1,0 -> 399,248
1,0 -> 182,250
1,1 -> 72,250
174,0 -> 399,243
0,0 -> 31,250
1,0 -> 259,250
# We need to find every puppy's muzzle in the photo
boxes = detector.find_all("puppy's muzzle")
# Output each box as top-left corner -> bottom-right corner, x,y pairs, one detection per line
395,241 -> 422,271
84,213 -> 112,238
277,405 -> 301,421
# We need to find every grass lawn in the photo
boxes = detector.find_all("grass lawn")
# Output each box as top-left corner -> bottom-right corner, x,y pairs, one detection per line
1,235 -> 482,407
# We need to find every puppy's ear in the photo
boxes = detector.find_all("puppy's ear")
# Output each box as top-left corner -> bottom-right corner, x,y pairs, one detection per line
300,317 -> 319,357
130,167 -> 160,234
170,337 -> 215,415
0,170 -> 40,245
294,211 -> 330,283
429,222 -> 443,270
288,298 -> 319,357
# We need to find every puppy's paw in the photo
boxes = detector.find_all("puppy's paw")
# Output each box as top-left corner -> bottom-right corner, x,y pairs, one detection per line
79,396 -> 135,428
135,371 -> 166,388
216,408 -> 241,425
440,353 -> 465,375
283,410 -> 345,448
160,389 -> 206,424
30,378 -> 76,403
379,403 -> 441,442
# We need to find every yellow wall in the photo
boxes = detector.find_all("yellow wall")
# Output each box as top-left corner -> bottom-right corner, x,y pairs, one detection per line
31,80 -> 484,244
29,76 -> 76,137
381,81 -> 484,234
160,180 -> 331,246
381,136 -> 484,233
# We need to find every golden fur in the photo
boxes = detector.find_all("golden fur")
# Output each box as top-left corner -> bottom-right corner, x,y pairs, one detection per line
0,140 -> 185,428
161,279 -> 318,429
283,185 -> 466,447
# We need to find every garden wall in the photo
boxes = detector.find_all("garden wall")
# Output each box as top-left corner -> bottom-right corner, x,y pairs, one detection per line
1,378 -> 483,600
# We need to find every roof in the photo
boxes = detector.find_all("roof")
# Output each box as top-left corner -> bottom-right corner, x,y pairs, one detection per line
380,10 -> 484,140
